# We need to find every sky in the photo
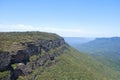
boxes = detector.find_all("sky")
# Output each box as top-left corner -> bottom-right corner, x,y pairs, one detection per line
0,0 -> 120,37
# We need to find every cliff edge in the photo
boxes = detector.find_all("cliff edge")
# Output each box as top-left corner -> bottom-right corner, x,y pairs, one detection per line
0,32 -> 67,80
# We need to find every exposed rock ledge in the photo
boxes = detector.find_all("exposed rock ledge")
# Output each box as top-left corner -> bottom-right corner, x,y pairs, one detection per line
0,38 -> 67,80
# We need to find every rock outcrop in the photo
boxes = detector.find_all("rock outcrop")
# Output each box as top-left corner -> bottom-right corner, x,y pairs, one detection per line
0,37 -> 67,80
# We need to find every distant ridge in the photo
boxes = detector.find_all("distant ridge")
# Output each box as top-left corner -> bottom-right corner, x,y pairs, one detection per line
71,37 -> 120,73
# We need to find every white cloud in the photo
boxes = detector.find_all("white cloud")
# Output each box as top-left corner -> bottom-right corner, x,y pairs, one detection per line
0,24 -> 40,31
0,24 -> 87,37
0,24 -> 118,37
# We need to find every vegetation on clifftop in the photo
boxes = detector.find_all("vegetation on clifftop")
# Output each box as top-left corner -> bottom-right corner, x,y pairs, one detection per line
0,32 -> 62,51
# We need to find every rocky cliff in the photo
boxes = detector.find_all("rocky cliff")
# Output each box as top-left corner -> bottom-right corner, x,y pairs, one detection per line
0,32 -> 67,80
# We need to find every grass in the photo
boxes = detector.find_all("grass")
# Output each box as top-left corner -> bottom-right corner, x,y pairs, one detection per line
20,46 -> 120,80
0,71 -> 10,80
30,55 -> 37,61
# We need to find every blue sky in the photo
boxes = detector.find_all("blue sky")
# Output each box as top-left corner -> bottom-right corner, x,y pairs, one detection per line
0,0 -> 120,37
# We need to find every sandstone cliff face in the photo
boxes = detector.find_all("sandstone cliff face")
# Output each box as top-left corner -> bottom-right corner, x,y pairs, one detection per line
0,38 -> 67,80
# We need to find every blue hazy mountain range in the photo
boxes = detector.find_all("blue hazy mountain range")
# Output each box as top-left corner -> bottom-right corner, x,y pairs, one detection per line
64,37 -> 120,72
64,37 -> 95,47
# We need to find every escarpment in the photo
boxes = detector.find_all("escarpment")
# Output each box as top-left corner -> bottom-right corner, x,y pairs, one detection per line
0,32 -> 67,80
